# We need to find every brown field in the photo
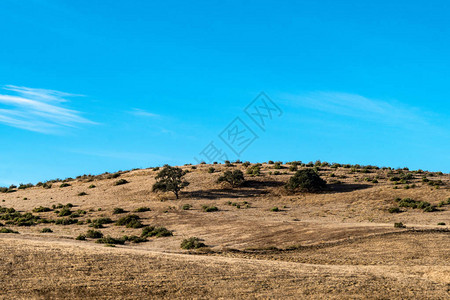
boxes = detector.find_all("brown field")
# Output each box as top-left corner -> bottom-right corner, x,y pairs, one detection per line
0,163 -> 449,299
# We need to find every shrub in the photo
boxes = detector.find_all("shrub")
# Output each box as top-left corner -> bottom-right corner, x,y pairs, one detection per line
96,236 -> 125,245
208,167 -> 215,173
217,170 -> 245,187
42,183 -> 52,189
152,165 -> 190,199
41,227 -> 53,233
86,230 -> 103,239
106,172 -> 121,179
141,226 -> 173,238
116,214 -> 143,228
285,169 -> 326,193
388,207 -> 401,214
77,192 -> 88,196
32,206 -> 52,213
114,179 -> 129,186
437,222 -> 446,226
113,207 -> 126,214
58,208 -> 72,217
88,184 -> 96,189
55,218 -> 77,225
271,207 -> 279,212
182,204 -> 192,210
273,162 -> 282,169
123,235 -> 147,243
394,222 -> 406,228
76,234 -> 86,240
181,237 -> 206,249
0,228 -> 18,234
201,205 -> 218,212
246,165 -> 261,176
289,165 -> 298,172
135,207 -> 151,212
60,183 -> 71,188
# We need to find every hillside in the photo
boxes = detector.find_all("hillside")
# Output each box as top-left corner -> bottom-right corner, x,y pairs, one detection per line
0,161 -> 449,299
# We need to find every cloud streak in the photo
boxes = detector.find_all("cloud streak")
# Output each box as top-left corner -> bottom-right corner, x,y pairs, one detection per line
282,91 -> 433,128
0,85 -> 95,133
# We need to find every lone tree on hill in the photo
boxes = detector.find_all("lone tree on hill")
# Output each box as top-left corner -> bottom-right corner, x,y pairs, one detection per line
152,165 -> 189,199
285,169 -> 326,193
217,170 -> 245,187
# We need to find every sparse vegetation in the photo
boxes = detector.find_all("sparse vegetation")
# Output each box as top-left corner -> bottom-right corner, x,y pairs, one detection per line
217,170 -> 245,187
201,205 -> 218,212
181,237 -> 206,249
114,179 -> 129,186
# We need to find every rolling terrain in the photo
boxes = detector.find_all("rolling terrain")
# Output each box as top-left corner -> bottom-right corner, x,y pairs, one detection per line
0,162 -> 449,299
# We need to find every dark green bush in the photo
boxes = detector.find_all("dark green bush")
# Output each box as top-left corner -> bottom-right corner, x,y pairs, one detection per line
60,183 -> 71,188
201,205 -> 218,212
181,237 -> 206,249
182,204 -> 192,210
437,222 -> 446,226
394,222 -> 406,228
77,192 -> 88,196
96,236 -> 125,245
123,235 -> 147,243
86,230 -> 103,239
32,206 -> 52,213
113,207 -> 126,214
217,170 -> 245,187
0,228 -> 18,234
388,207 -> 401,214
114,179 -> 129,186
208,167 -> 215,173
141,226 -> 173,238
285,169 -> 326,193
135,207 -> 151,212
41,227 -> 53,233
55,218 -> 77,225
88,184 -> 96,189
271,207 -> 279,212
58,208 -> 72,217
76,234 -> 86,240
116,214 -> 143,228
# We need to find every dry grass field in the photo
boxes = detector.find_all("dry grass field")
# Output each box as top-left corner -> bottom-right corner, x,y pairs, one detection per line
0,162 -> 449,299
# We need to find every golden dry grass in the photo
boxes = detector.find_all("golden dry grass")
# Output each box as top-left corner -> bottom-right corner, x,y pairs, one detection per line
0,163 -> 449,298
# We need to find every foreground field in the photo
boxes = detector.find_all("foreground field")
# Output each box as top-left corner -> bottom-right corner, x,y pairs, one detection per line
0,162 -> 449,298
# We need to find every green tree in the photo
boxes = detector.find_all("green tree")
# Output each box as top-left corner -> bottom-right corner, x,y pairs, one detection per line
152,165 -> 189,199
285,169 -> 326,193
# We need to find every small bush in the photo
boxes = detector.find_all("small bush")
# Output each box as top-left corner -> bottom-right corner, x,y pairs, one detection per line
208,167 -> 215,173
135,207 -> 151,212
217,170 -> 245,187
201,205 -> 218,212
394,222 -> 406,228
437,222 -> 446,226
88,184 -> 96,189
77,192 -> 88,196
0,228 -> 19,234
33,206 -> 52,213
55,218 -> 77,225
141,226 -> 173,238
388,207 -> 401,214
76,234 -> 86,240
41,227 -> 53,233
123,235 -> 147,243
96,236 -> 125,245
182,204 -> 192,210
181,237 -> 206,249
271,207 -> 279,212
116,214 -> 143,228
86,230 -> 104,239
114,179 -> 129,186
60,183 -> 71,188
113,207 -> 126,214
58,208 -> 72,217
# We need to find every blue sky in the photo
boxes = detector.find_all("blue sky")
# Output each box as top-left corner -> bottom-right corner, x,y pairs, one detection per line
0,0 -> 449,185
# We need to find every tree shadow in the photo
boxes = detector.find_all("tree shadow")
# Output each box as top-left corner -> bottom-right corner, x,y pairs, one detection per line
326,183 -> 372,193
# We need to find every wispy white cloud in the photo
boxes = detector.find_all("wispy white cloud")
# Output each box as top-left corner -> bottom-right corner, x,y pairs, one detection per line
129,108 -> 160,118
0,85 -> 95,133
282,91 -> 433,128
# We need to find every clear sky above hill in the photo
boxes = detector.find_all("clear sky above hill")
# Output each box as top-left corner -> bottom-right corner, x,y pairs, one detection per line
0,0 -> 449,185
